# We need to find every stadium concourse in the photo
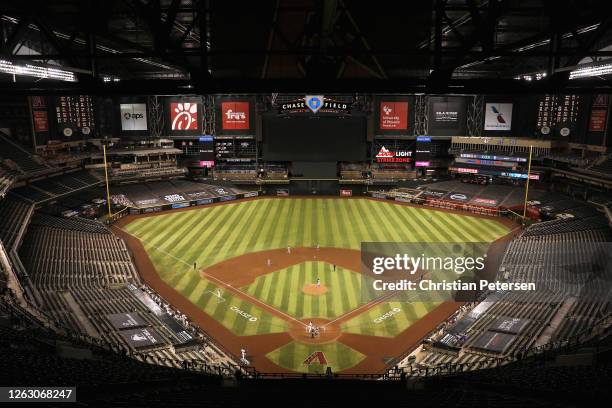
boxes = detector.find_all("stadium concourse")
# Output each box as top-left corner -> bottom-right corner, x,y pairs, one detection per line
1,0 -> 612,406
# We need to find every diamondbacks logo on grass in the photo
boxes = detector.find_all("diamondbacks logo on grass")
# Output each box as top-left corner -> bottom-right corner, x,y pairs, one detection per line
303,351 -> 328,366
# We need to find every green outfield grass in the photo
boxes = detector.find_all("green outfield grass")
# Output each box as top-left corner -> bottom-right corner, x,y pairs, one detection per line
123,197 -> 510,372
266,341 -> 366,374
243,261 -> 372,319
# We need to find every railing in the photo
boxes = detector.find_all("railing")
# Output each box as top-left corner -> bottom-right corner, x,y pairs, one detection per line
106,207 -> 130,224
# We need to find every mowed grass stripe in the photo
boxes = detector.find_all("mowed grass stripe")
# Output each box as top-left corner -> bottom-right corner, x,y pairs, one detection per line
346,199 -> 374,245
243,199 -> 275,251
330,263 -> 348,316
179,204 -> 235,263
235,199 -> 273,255
196,202 -> 251,265
253,199 -> 283,252
189,202 -> 245,265
161,205 -> 219,252
287,264 -> 301,315
340,200 -> 358,248
209,201 -> 260,265
272,198 -> 295,248
353,199 -> 384,243
157,209 -> 204,251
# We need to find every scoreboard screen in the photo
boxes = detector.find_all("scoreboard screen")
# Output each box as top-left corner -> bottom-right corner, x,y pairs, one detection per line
55,95 -> 94,138
198,136 -> 215,162
536,95 -> 581,135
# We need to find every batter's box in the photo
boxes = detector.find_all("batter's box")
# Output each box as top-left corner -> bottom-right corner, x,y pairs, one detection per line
205,289 -> 226,303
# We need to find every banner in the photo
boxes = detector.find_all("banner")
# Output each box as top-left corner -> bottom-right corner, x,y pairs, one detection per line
484,103 -> 513,131
106,313 -> 148,330
170,102 -> 198,130
379,101 -> 408,130
589,94 -> 608,132
428,97 -> 467,135
120,103 -> 147,131
589,110 -> 607,132
340,189 -> 353,197
32,110 -> 48,132
119,328 -> 165,349
222,101 -> 250,130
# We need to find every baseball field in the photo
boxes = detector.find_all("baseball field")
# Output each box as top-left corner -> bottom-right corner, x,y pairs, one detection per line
115,197 -> 512,374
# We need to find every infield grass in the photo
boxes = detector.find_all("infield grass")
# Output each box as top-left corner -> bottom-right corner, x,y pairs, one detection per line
243,261 -> 372,319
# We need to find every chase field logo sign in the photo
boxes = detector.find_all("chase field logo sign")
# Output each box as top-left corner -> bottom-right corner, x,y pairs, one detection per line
278,95 -> 352,114
305,95 -> 324,114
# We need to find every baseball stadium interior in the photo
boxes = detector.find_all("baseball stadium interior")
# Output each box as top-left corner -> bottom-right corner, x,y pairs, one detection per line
1,0 -> 612,406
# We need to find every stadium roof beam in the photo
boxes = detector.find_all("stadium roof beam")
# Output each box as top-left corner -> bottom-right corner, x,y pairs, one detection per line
3,76 -> 612,95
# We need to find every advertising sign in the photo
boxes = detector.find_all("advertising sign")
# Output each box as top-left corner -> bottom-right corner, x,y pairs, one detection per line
379,101 -> 408,130
484,103 -> 513,131
589,110 -> 607,132
33,110 -> 49,132
429,97 -> 467,135
120,103 -> 147,131
340,189 -> 353,197
119,328 -> 164,349
170,102 -> 198,130
106,313 -> 148,330
221,101 -> 250,130
375,146 -> 412,163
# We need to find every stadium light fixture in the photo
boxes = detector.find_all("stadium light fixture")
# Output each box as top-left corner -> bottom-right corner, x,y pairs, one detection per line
569,62 -> 612,79
0,59 -> 76,82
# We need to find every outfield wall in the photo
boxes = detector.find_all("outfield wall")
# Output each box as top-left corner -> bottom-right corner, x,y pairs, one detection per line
121,191 -> 259,216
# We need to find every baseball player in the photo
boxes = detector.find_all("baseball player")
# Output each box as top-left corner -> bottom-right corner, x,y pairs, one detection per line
316,277 -> 321,288
240,348 -> 249,365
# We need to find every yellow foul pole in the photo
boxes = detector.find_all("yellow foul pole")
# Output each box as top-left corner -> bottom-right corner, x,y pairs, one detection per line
522,145 -> 533,219
103,144 -> 112,218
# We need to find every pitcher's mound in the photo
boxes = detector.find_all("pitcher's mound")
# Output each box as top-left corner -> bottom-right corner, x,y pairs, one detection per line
303,284 -> 328,295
